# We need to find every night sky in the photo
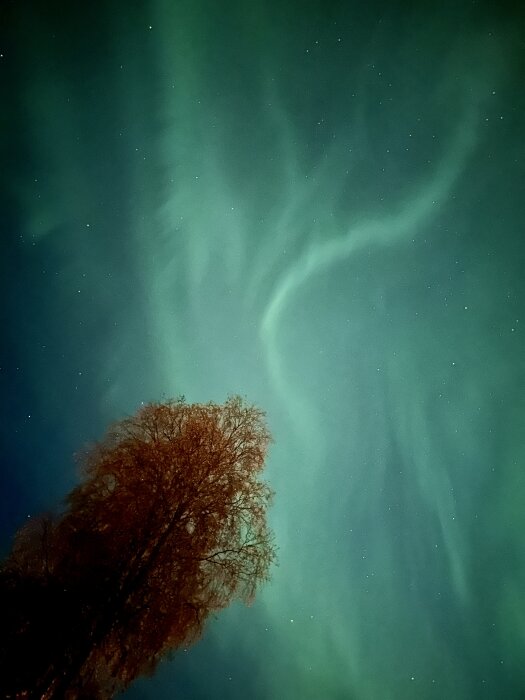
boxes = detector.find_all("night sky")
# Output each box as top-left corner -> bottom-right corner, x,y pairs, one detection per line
2,1 -> 525,698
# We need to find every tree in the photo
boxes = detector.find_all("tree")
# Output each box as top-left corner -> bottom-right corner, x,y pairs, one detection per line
0,396 -> 275,698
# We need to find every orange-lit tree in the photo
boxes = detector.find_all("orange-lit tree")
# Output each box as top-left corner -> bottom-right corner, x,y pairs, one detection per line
0,396 -> 275,699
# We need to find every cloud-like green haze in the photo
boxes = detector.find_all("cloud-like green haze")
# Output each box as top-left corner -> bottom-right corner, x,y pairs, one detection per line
2,1 -> 525,698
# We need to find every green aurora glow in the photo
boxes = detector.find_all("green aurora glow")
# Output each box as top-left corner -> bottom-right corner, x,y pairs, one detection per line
2,2 -> 525,698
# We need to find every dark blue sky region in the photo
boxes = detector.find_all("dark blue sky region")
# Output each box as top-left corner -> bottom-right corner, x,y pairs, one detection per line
2,1 -> 525,698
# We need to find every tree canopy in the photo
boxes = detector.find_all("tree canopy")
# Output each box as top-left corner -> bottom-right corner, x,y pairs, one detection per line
0,395 -> 275,698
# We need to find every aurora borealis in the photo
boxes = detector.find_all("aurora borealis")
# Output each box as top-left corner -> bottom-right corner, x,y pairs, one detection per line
2,1 -> 525,698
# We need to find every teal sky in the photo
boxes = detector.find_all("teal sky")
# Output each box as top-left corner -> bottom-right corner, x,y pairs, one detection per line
2,1 -> 525,698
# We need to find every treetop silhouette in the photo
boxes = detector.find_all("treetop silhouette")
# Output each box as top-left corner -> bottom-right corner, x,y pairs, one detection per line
0,395 -> 276,699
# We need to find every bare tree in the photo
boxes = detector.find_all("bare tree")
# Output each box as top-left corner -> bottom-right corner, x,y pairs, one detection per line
0,396 -> 275,698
